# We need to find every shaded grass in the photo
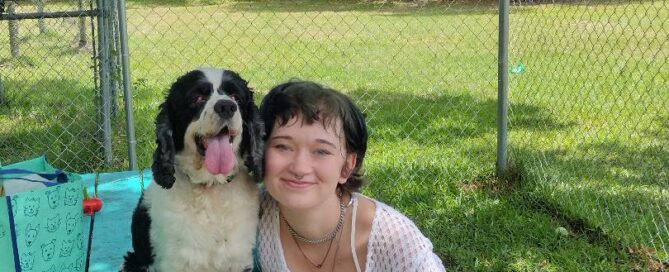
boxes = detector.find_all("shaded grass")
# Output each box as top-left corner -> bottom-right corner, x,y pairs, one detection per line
351,88 -> 639,270
1,1 -> 667,270
509,0 -> 669,264
0,76 -> 110,171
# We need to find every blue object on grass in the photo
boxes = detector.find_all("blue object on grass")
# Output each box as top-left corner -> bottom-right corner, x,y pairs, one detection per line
510,63 -> 526,74
81,170 -> 152,272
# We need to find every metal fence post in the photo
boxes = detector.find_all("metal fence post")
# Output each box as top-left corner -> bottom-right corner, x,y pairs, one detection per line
497,0 -> 510,178
117,0 -> 138,170
108,0 -> 119,118
96,0 -> 113,165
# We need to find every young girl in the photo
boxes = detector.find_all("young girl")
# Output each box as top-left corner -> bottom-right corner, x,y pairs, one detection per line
257,80 -> 445,271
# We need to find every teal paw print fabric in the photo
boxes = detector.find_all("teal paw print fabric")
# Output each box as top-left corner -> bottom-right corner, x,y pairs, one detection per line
1,157 -> 85,272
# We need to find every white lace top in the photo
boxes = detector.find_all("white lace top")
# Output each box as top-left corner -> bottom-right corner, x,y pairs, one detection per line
257,192 -> 446,271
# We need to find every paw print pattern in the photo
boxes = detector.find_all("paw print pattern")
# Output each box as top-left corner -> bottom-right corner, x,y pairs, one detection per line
20,251 -> 35,271
0,222 -> 5,238
23,197 -> 40,217
25,223 -> 40,247
41,239 -> 56,261
45,187 -> 61,209
46,214 -> 61,233
64,187 -> 78,206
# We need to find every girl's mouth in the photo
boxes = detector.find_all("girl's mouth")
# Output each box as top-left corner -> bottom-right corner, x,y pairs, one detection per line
282,178 -> 313,189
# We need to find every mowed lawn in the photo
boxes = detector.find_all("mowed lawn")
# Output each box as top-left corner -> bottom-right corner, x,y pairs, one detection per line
1,1 -> 667,271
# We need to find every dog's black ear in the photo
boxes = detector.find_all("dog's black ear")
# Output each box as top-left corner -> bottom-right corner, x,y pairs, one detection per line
242,102 -> 265,183
152,103 -> 176,189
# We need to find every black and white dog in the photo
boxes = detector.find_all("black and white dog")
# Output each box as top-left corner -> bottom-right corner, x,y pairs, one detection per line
122,68 -> 264,272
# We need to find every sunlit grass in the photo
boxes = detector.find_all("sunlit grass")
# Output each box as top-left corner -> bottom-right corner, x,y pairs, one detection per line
1,1 -> 667,270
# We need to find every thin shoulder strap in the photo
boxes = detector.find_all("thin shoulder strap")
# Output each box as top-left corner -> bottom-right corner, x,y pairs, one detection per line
350,194 -> 363,272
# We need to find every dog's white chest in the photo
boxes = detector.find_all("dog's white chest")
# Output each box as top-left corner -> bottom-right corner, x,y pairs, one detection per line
144,178 -> 259,271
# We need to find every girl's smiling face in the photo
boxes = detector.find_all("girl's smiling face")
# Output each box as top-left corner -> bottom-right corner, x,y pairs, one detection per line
264,114 -> 355,211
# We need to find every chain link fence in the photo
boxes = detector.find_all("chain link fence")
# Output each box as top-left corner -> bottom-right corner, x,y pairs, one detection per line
0,0 -> 130,172
509,0 -> 669,267
1,0 -> 667,270
123,1 -> 499,173
123,4 -> 498,265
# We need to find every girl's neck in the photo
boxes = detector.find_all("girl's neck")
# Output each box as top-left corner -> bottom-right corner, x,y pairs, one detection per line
280,193 -> 349,240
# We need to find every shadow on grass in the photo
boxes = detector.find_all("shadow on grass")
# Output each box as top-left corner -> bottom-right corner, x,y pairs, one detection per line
341,86 -> 658,269
348,87 -> 572,145
0,77 -> 121,172
338,88 -> 625,270
366,161 -> 636,271
511,117 -> 669,267
363,162 -> 457,268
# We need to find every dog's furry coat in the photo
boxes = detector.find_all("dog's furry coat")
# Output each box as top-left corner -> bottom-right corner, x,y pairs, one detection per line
122,68 -> 263,272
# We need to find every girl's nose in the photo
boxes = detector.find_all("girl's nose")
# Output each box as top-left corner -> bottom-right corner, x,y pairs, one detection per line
288,150 -> 310,178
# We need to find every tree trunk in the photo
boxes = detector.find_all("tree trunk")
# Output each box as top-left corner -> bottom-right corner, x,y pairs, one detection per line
77,0 -> 87,48
8,1 -> 20,57
36,0 -> 47,34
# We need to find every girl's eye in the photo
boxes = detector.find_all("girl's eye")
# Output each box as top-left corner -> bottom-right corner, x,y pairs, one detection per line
315,149 -> 332,156
273,144 -> 290,151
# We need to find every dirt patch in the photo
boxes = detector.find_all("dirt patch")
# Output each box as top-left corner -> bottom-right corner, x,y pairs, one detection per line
629,245 -> 669,272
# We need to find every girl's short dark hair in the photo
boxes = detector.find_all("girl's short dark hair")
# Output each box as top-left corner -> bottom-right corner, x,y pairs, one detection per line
260,80 -> 368,193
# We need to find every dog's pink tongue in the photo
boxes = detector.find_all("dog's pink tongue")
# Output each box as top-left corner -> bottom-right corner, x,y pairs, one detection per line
204,135 -> 236,175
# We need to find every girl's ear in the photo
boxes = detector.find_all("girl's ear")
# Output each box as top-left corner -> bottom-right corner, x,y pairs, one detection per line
339,153 -> 357,184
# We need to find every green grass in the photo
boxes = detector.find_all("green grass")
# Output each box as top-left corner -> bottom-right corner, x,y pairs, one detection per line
509,0 -> 669,267
1,1 -> 667,271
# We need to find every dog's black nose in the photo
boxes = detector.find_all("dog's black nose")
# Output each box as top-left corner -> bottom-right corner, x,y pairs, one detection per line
214,100 -> 237,119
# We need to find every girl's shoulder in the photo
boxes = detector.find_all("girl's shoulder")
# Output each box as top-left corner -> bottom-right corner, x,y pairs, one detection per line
356,193 -> 432,247
355,193 -> 420,230
357,194 -> 445,270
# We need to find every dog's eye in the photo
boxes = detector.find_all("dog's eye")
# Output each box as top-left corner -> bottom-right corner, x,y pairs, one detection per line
229,94 -> 239,103
192,95 -> 206,106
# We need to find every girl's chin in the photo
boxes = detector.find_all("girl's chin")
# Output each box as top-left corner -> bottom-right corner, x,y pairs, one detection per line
280,199 -> 314,211
275,192 -> 317,209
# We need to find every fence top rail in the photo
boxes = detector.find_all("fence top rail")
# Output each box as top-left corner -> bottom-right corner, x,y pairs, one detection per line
0,10 -> 98,21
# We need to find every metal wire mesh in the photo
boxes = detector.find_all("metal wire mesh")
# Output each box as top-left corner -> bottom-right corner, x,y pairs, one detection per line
0,0 -> 124,172
122,2 -> 498,264
509,0 -> 669,265
1,0 -> 668,269
124,1 -> 499,183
